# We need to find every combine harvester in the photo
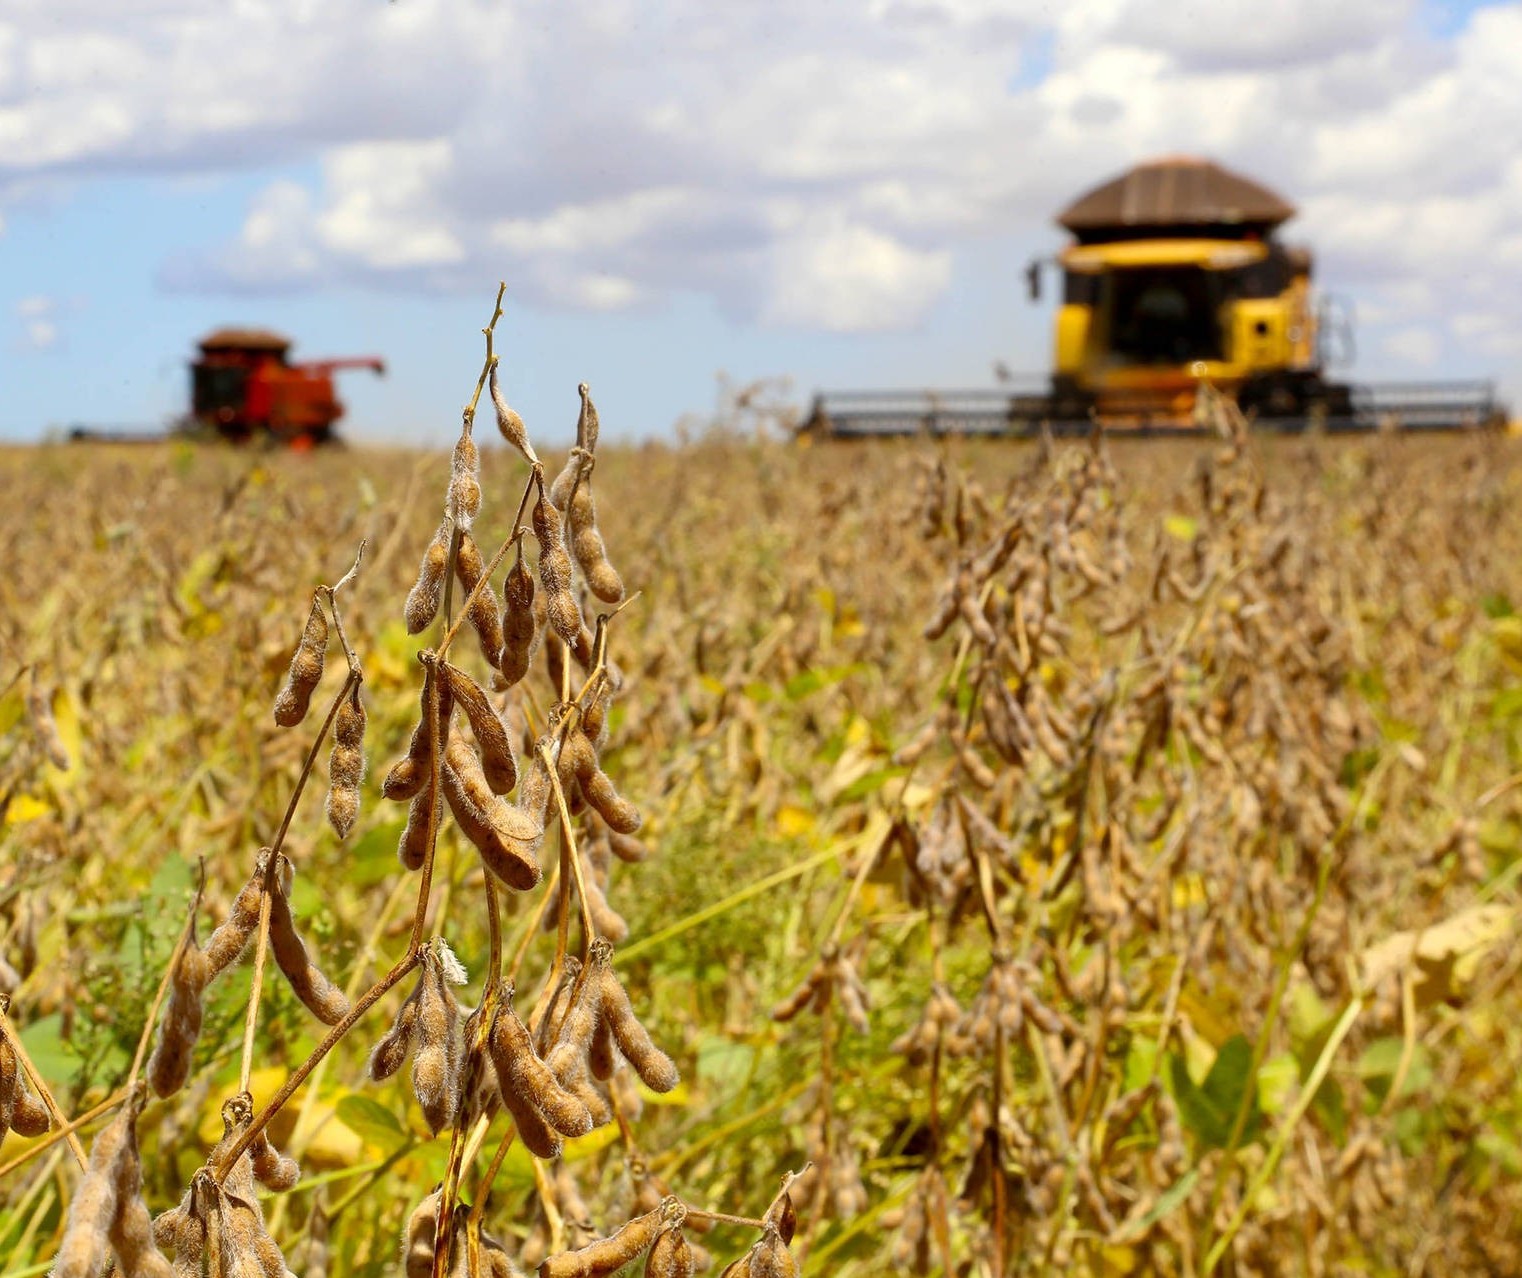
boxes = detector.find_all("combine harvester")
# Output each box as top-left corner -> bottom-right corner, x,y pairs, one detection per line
805,157 -> 1507,438
71,327 -> 385,448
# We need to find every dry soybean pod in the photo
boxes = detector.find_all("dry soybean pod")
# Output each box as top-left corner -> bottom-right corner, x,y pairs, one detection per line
147,940 -> 209,1098
441,735 -> 542,891
580,684 -> 611,751
0,1034 -> 49,1136
542,848 -> 628,945
9,1082 -> 50,1137
587,1013 -> 617,1082
412,942 -> 462,1134
533,488 -> 585,648
490,360 -> 539,465
325,680 -> 366,838
455,530 -> 506,667
396,662 -> 452,871
545,964 -> 602,1085
249,1129 -> 301,1192
445,663 -> 518,794
567,465 -> 624,604
52,1087 -> 140,1278
539,1203 -> 667,1278
273,597 -> 328,728
578,382 -> 601,452
567,726 -> 641,834
645,1218 -> 694,1278
533,957 -> 582,1056
402,1188 -> 441,1278
518,733 -> 557,829
112,1187 -> 175,1278
489,995 -> 592,1138
498,545 -> 540,689
383,658 -> 453,802
267,859 -> 350,1025
450,421 -> 482,531
497,1072 -> 565,1159
26,671 -> 70,770
548,447 -> 588,514
201,858 -> 268,978
594,947 -> 679,1093
369,993 -> 420,1081
564,1059 -> 613,1129
606,828 -> 649,864
398,789 -> 443,872
406,519 -> 452,635
0,1036 -> 18,1132
746,1228 -> 797,1278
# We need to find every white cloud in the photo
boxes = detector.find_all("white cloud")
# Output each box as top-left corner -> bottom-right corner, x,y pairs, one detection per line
0,0 -> 1520,365
13,294 -> 60,350
762,217 -> 952,330
1109,0 -> 1413,69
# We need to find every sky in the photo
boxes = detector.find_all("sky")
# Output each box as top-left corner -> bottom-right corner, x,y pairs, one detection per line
2,0 -> 1519,446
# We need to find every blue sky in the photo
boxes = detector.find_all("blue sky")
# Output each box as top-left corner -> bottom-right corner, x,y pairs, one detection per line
2,0 -> 1519,446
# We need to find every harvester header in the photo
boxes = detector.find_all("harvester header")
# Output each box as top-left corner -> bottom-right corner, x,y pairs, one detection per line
807,156 -> 1505,437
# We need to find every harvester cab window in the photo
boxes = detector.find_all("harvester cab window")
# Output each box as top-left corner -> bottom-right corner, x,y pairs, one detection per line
1106,267 -> 1223,366
192,364 -> 248,424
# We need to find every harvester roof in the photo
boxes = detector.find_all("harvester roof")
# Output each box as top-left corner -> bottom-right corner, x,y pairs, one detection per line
1057,157 -> 1296,243
197,327 -> 292,354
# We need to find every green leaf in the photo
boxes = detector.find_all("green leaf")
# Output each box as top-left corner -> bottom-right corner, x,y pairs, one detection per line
1132,1168 -> 1199,1235
1167,1035 -> 1261,1150
1124,1036 -> 1158,1093
695,1035 -> 755,1092
348,820 -> 408,887
784,669 -> 829,701
1256,1052 -> 1299,1116
1356,1037 -> 1433,1106
20,1014 -> 77,1093
1490,686 -> 1522,725
835,767 -> 906,803
336,1094 -> 409,1154
1310,1073 -> 1347,1144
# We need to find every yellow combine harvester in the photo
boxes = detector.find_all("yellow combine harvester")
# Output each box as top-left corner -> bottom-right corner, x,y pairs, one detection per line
807,157 -> 1506,436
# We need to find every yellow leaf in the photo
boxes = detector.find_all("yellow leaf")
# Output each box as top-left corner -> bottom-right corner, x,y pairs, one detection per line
900,782 -> 937,812
1103,1244 -> 1140,1275
1171,872 -> 1207,909
297,1096 -> 368,1170
776,805 -> 815,837
198,1066 -> 291,1149
5,794 -> 50,824
1361,904 -> 1514,1007
1164,514 -> 1199,542
48,687 -> 83,778
1492,615 -> 1522,659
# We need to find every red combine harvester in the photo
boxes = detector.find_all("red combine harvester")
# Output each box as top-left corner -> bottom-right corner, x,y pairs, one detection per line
188,328 -> 385,447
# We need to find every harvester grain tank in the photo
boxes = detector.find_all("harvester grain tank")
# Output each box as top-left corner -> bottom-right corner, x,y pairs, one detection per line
189,328 -> 385,446
806,157 -> 1505,436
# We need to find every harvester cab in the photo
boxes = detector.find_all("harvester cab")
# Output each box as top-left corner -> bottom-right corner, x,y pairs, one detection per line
1035,157 -> 1344,425
806,156 -> 1505,437
188,328 -> 385,447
